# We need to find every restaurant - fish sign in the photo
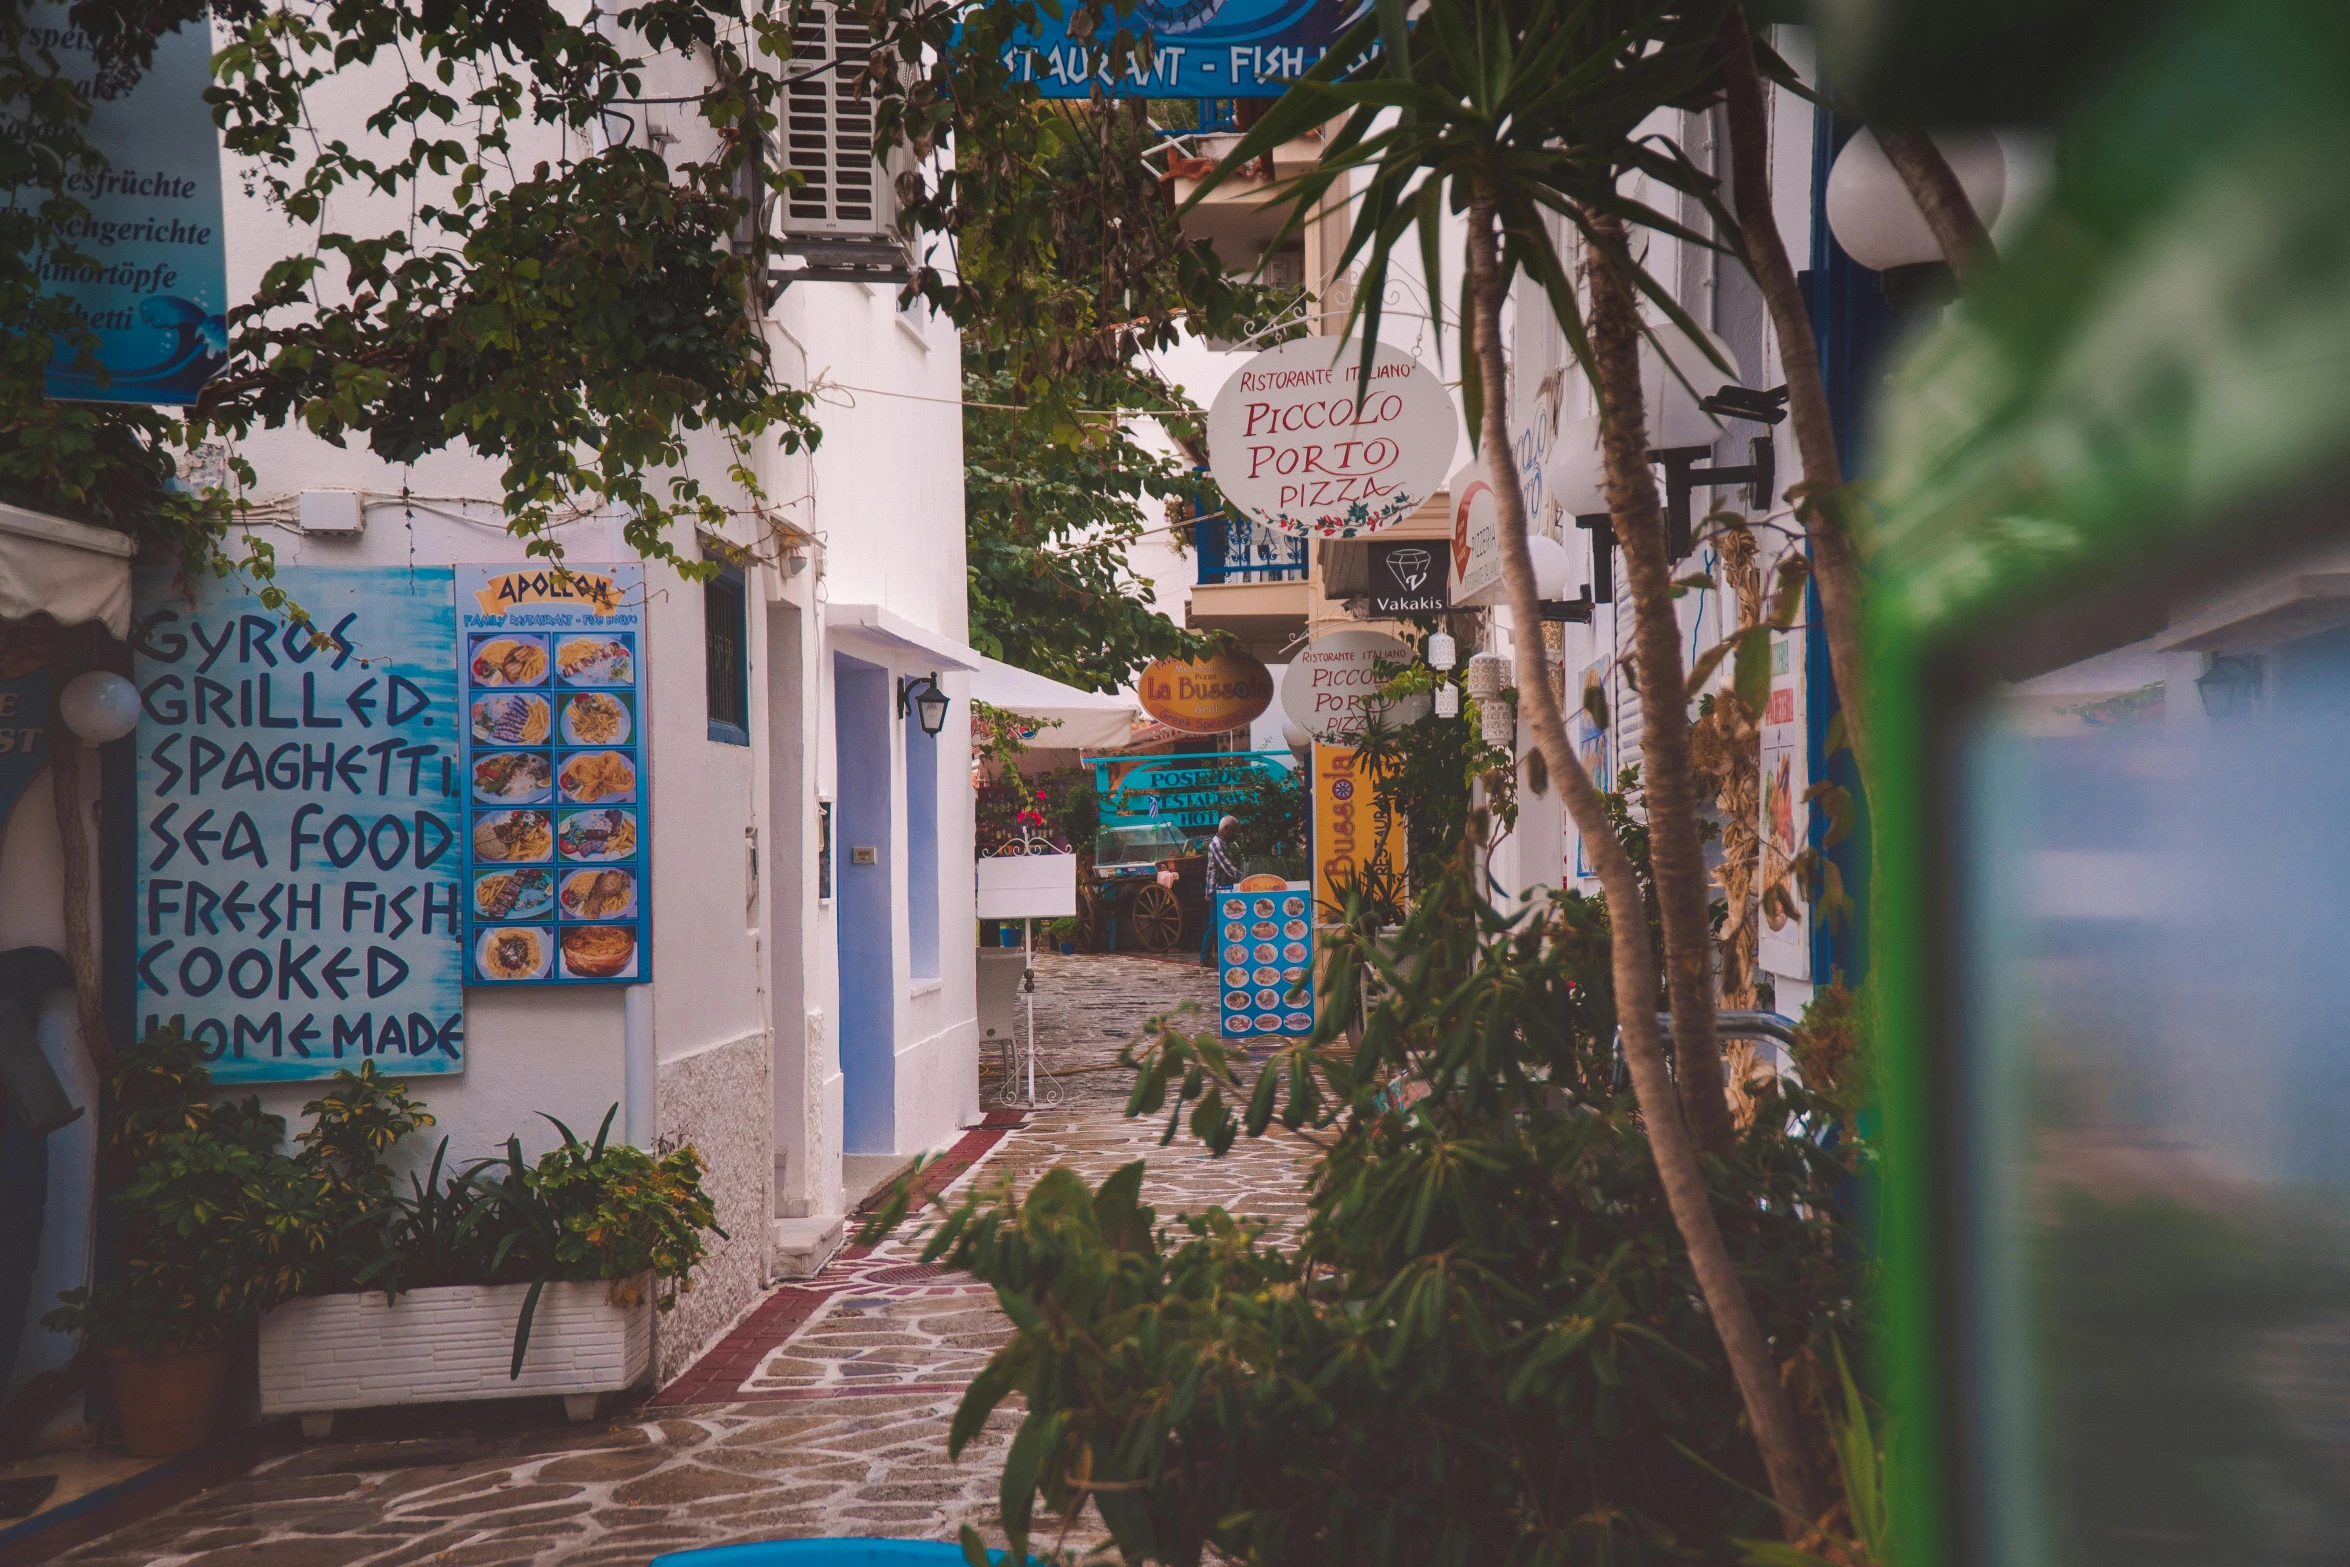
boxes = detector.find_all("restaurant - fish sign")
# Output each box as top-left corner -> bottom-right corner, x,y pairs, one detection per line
132,568 -> 465,1081
1205,337 -> 1455,538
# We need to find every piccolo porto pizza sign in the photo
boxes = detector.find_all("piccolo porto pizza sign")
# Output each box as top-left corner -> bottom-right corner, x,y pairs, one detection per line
1205,338 -> 1456,538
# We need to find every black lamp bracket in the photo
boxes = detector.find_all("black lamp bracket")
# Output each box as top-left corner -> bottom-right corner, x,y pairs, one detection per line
1648,438 -> 1777,561
897,671 -> 942,719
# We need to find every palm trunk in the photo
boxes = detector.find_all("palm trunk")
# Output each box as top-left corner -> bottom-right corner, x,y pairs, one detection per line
1716,6 -> 1871,781
1580,215 -> 1740,1159
1464,184 -> 1823,1537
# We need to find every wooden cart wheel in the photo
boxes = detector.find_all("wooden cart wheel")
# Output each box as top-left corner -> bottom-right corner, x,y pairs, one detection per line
1131,883 -> 1183,952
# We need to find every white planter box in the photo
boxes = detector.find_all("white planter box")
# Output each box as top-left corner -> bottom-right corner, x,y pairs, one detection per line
259,1278 -> 651,1434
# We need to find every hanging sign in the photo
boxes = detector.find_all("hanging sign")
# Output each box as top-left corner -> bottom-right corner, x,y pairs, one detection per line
1136,647 -> 1275,736
1282,629 -> 1428,742
1758,627 -> 1810,981
1310,742 -> 1402,920
1089,750 -> 1292,837
1367,539 -> 1446,616
0,621 -> 56,836
1447,457 -> 1501,607
1206,338 -> 1455,538
456,564 -> 652,987
1217,883 -> 1315,1041
26,5 -> 228,405
999,0 -> 1373,98
132,568 -> 464,1081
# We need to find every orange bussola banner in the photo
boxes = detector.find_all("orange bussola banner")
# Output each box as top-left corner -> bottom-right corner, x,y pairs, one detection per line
1312,742 -> 1403,921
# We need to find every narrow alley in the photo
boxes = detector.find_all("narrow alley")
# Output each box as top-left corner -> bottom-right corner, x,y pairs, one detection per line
41,956 -> 1312,1567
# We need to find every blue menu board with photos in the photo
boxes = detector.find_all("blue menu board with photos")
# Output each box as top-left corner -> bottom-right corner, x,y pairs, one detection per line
456,564 -> 650,986
1218,883 -> 1315,1041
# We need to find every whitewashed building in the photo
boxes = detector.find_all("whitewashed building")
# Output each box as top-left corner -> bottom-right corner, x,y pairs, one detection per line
1,13 -> 979,1434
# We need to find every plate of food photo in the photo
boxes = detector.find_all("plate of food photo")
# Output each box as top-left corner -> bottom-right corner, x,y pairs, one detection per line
558,750 -> 636,804
472,750 -> 553,803
560,867 -> 636,921
471,692 -> 551,746
557,807 -> 637,862
477,925 -> 553,981
470,635 -> 548,687
473,809 -> 553,863
560,924 -> 637,979
474,867 -> 555,919
556,634 -> 633,686
561,692 -> 631,746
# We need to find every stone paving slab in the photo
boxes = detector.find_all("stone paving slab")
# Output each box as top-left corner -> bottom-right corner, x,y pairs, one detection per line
51,955 -> 1312,1565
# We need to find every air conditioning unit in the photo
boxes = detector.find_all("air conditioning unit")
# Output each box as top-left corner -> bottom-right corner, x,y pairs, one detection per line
768,1 -> 912,289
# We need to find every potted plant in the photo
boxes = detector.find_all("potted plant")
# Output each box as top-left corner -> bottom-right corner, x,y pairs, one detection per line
1048,916 -> 1079,955
42,1026 -> 372,1456
258,1107 -> 721,1435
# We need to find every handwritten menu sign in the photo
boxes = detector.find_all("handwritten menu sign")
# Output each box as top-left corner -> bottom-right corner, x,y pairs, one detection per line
1218,884 -> 1315,1042
456,564 -> 650,986
132,568 -> 465,1081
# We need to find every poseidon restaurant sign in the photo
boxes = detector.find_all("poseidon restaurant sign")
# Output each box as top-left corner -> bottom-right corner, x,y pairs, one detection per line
1205,338 -> 1455,538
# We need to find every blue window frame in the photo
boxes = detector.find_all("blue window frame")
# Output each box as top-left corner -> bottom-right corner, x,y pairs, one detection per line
706,565 -> 749,745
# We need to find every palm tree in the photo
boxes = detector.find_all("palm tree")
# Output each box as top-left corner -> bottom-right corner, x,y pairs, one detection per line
1191,0 -> 1833,1531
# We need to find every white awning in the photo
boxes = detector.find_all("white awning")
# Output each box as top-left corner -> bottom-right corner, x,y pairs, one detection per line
0,502 -> 135,639
827,602 -> 982,673
967,654 -> 1139,751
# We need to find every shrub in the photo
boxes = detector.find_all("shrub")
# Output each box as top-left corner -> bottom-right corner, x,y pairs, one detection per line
47,1026 -> 719,1378
885,841 -> 1864,1566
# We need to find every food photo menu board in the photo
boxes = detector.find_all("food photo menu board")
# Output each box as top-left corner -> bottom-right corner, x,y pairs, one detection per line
1218,881 -> 1315,1042
456,564 -> 650,985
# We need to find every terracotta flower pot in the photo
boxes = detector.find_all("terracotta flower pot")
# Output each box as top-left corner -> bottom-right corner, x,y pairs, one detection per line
105,1343 -> 230,1457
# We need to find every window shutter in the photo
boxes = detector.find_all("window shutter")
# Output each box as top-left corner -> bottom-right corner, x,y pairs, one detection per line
781,2 -> 888,237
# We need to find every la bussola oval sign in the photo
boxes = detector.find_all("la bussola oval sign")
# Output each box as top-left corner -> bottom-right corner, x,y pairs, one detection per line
1137,649 -> 1276,736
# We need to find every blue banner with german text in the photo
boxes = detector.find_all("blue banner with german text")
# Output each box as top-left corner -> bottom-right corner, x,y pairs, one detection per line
25,4 -> 229,405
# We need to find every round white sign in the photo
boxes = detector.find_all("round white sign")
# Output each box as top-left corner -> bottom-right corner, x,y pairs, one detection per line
1205,338 -> 1456,538
1282,629 -> 1434,742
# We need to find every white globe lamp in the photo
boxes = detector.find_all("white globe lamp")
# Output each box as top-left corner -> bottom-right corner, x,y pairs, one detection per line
60,670 -> 139,746
1824,128 -> 2006,272
1542,413 -> 1607,515
1639,319 -> 1738,449
1525,534 -> 1573,601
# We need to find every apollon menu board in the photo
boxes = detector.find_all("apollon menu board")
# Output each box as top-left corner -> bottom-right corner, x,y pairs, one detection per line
1218,883 -> 1315,1041
456,564 -> 650,985
132,568 -> 466,1081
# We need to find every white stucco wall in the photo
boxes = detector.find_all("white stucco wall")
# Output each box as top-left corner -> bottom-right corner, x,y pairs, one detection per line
9,30 -> 979,1404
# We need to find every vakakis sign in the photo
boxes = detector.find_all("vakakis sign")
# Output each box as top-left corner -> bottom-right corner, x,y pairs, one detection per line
1206,338 -> 1455,538
132,569 -> 464,1082
1136,648 -> 1275,736
1368,539 -> 1446,616
1000,0 -> 1373,98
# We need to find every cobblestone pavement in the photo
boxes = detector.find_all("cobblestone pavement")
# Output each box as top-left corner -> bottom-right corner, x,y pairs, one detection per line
58,954 -> 1314,1567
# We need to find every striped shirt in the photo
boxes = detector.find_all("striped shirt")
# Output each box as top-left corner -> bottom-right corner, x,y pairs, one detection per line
1205,833 -> 1242,895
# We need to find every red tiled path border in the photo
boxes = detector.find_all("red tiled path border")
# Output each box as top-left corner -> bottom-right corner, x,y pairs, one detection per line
649,1111 -> 1027,1408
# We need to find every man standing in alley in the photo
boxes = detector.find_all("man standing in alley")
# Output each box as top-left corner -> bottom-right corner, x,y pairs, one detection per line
1201,814 -> 1243,966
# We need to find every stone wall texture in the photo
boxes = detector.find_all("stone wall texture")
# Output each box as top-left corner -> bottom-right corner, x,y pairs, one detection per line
655,1029 -> 774,1384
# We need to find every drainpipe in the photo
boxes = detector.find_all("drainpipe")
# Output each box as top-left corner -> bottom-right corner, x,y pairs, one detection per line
624,984 -> 655,1147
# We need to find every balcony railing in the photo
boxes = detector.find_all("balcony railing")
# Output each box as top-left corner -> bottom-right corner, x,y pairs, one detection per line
1196,512 -> 1307,585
